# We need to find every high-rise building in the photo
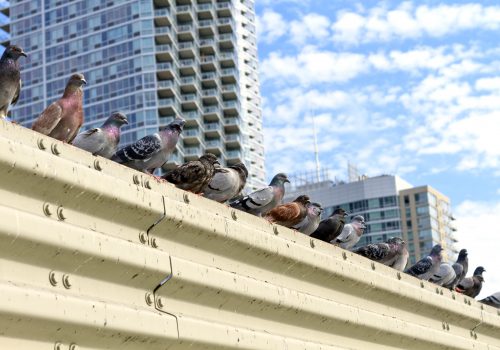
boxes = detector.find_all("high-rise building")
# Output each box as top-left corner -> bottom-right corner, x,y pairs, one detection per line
1,0 -> 265,189
285,171 -> 458,265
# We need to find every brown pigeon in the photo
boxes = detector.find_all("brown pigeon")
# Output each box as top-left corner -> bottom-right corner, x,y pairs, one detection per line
0,45 -> 27,119
32,73 -> 86,142
264,195 -> 310,228
456,266 -> 485,298
163,153 -> 220,194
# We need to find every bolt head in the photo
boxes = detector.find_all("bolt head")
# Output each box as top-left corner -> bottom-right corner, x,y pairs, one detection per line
62,274 -> 72,289
51,143 -> 60,155
49,271 -> 58,286
56,206 -> 66,221
37,138 -> 46,150
93,159 -> 102,171
43,203 -> 52,216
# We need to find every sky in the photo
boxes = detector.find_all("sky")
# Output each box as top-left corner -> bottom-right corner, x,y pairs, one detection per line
255,0 -> 499,298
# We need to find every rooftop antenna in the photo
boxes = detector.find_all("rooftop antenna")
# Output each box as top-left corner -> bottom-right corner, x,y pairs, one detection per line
310,108 -> 321,183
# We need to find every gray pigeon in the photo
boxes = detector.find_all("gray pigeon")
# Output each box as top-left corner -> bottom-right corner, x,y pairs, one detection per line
456,266 -> 486,298
202,163 -> 248,203
163,153 -> 219,194
441,249 -> 468,290
32,73 -> 87,143
292,202 -> 323,235
430,263 -> 456,286
333,215 -> 366,250
0,45 -> 27,119
354,237 -> 409,271
405,244 -> 443,280
480,292 -> 500,308
230,173 -> 289,216
112,118 -> 185,173
72,112 -> 128,158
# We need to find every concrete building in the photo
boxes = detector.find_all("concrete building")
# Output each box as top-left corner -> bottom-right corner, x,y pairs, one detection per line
0,0 -> 265,189
285,173 -> 458,265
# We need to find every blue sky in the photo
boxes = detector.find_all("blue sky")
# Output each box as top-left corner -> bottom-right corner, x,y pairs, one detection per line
255,1 -> 499,297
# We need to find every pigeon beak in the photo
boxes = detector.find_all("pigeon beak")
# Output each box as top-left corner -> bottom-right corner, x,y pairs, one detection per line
284,179 -> 290,183
20,51 -> 27,58
123,119 -> 129,125
81,79 -> 87,85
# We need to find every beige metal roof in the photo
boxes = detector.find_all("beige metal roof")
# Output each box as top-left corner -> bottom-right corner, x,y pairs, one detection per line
0,119 -> 498,349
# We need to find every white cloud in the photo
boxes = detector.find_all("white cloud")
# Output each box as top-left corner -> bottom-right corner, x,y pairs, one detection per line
332,3 -> 500,45
289,13 -> 331,45
475,77 -> 500,91
257,10 -> 288,44
455,200 -> 500,299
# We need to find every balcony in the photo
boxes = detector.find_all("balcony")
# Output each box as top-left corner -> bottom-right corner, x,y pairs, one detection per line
182,128 -> 202,145
178,41 -> 196,58
201,88 -> 220,105
155,44 -> 176,63
218,33 -> 235,50
154,25 -> 173,44
219,52 -> 236,67
198,19 -> 216,36
205,139 -> 222,149
220,68 -> 237,83
180,93 -> 200,110
197,3 -> 214,15
224,133 -> 241,147
156,62 -> 180,81
199,37 -> 216,55
216,2 -> 233,17
221,84 -> 238,99
222,100 -> 239,115
179,58 -> 197,75
217,17 -> 234,33
201,71 -> 218,86
184,145 -> 204,159
179,75 -> 200,94
182,110 -> 203,128
158,97 -> 181,116
200,55 -> 217,71
223,117 -> 241,132
176,5 -> 195,21
204,122 -> 222,138
226,150 -> 242,164
177,23 -> 196,40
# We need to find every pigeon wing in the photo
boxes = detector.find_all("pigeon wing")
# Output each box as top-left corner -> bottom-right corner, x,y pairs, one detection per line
112,134 -> 161,163
405,257 -> 433,276
165,161 -> 205,185
206,169 -> 232,192
12,79 -> 21,106
354,243 -> 391,261
32,102 -> 63,135
265,202 -> 301,225
457,277 -> 474,290
72,128 -> 107,155
231,186 -> 274,211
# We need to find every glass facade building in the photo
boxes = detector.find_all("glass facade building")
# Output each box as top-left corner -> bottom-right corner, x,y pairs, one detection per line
1,0 -> 265,189
284,175 -> 458,265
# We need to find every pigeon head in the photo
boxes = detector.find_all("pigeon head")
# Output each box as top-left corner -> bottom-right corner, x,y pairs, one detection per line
230,162 -> 248,179
106,112 -> 129,126
199,153 -> 219,165
430,244 -> 443,257
270,173 -> 289,186
2,45 -> 27,60
68,73 -> 87,86
351,215 -> 366,229
458,248 -> 468,259
332,208 -> 348,217
473,266 -> 486,276
387,237 -> 405,246
163,118 -> 185,134
294,195 -> 310,206
309,202 -> 323,216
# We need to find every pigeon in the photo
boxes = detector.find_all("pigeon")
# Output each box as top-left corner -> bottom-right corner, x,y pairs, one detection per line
354,237 -> 409,271
480,292 -> 500,309
443,249 -> 468,290
230,173 -> 289,216
72,112 -> 128,158
430,263 -> 456,287
202,162 -> 248,203
333,215 -> 366,250
264,195 -> 310,228
0,45 -> 27,119
112,118 -> 185,174
292,202 -> 323,235
405,244 -> 443,280
310,208 -> 348,242
163,153 -> 219,194
456,266 -> 486,298
32,73 -> 87,142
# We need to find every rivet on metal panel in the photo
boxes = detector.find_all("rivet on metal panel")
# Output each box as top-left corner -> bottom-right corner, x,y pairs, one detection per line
69,344 -> 78,350
54,342 -> 63,350
464,298 -> 468,304
440,289 -> 443,295
49,271 -> 58,286
481,304 -> 484,310
452,293 -> 456,300
144,179 -> 152,189
56,206 -> 66,221
37,138 -> 46,150
156,297 -> 164,309
310,239 -> 315,248
468,300 -> 472,305
342,251 -> 347,260
435,287 -> 439,294
183,192 -> 190,204
43,203 -> 52,216
273,226 -> 279,235
474,333 -> 477,340
133,174 -> 141,185
420,281 -> 424,288
397,272 -> 401,280
231,210 -> 237,221
151,238 -> 158,248
139,231 -> 148,244
371,262 -> 376,270
442,322 -> 446,330
93,159 -> 102,171
145,292 -> 154,306
446,323 -> 450,331
62,274 -> 71,289
51,143 -> 60,155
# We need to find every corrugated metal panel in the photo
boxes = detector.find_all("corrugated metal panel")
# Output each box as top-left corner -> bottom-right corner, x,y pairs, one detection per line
0,119 -> 499,349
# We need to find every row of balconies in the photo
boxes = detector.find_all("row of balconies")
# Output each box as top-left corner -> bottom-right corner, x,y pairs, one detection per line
155,2 -> 234,19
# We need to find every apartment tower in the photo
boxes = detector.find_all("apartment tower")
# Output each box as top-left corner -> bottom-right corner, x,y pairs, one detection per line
1,0 -> 265,189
